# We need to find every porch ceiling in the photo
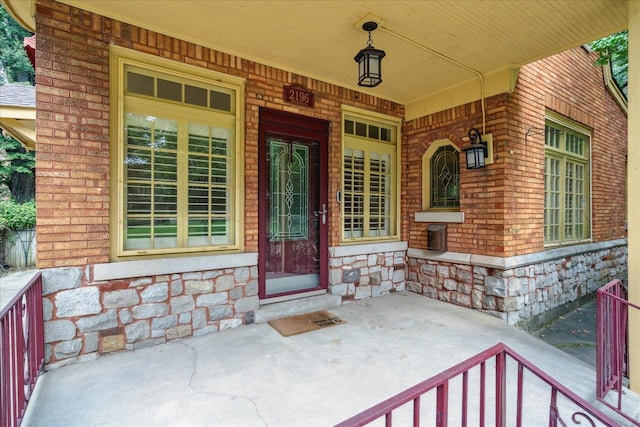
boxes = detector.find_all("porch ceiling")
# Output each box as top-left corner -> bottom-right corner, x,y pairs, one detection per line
6,1 -> 629,118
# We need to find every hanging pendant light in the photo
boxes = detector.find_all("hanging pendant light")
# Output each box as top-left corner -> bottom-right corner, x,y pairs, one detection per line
354,22 -> 386,87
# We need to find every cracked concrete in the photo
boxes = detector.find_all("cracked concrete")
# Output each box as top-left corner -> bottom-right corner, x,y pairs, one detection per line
22,292 -> 637,426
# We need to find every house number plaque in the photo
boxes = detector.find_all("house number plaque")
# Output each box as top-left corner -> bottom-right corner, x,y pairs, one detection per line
283,84 -> 314,107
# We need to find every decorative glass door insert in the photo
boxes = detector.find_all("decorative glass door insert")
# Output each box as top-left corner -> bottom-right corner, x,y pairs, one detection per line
270,140 -> 309,241
265,135 -> 321,296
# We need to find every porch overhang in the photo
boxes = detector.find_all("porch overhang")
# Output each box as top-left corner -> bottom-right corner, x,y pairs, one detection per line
0,84 -> 36,151
0,106 -> 36,151
2,0 -> 628,120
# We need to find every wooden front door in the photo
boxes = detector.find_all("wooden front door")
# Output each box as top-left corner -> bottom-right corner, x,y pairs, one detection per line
258,109 -> 329,299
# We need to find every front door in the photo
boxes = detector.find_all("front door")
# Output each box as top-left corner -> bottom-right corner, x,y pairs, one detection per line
258,109 -> 329,300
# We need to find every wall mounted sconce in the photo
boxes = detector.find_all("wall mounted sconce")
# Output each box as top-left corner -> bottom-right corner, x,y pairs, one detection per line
354,21 -> 386,87
463,128 -> 488,169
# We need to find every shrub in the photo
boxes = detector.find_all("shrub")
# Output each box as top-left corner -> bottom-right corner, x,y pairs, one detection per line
0,199 -> 36,230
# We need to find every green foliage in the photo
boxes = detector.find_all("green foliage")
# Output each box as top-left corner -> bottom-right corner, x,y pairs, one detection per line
0,132 -> 35,184
589,31 -> 628,94
0,199 -> 36,230
0,4 -> 34,83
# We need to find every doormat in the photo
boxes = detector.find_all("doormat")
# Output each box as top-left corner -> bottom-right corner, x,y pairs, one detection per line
268,310 -> 345,337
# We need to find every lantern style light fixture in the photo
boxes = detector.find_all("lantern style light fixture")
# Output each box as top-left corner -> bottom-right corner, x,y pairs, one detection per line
354,21 -> 386,87
463,128 -> 488,169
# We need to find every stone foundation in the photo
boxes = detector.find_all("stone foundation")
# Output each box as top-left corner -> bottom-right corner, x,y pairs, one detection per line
42,264 -> 258,369
328,242 -> 408,299
407,240 -> 627,325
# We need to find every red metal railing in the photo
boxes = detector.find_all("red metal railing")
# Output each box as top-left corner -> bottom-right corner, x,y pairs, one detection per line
0,272 -> 45,427
596,278 -> 640,426
336,342 -> 618,427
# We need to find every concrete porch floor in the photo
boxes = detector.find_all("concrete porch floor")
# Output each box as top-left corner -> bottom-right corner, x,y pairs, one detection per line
22,292 -> 635,426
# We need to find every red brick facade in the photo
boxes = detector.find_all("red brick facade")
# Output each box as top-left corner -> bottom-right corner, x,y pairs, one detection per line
404,47 -> 627,258
33,0 -> 627,365
34,0 -> 404,269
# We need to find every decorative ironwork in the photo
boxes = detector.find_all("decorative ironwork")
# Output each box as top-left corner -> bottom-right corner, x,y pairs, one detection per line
1,272 -> 44,427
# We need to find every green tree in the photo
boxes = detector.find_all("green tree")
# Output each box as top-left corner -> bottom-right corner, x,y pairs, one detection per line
0,5 -> 35,202
0,132 -> 35,202
0,4 -> 34,83
589,30 -> 628,96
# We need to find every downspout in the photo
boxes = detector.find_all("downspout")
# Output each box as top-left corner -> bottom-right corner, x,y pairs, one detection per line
378,26 -> 487,134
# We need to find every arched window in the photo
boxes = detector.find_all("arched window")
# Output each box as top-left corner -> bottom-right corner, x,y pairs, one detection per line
422,140 -> 460,210
430,145 -> 459,208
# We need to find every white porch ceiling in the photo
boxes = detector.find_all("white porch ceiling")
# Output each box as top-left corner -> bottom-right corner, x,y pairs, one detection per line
6,1 -> 630,116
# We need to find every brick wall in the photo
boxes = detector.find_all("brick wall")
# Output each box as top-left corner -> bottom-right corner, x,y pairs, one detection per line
404,47 -> 627,323
34,0 -> 406,366
404,47 -> 627,258
509,47 -> 627,247
403,96 -> 511,257
34,0 -> 404,269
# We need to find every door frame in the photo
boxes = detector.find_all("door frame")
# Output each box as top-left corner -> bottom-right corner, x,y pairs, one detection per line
258,108 -> 330,300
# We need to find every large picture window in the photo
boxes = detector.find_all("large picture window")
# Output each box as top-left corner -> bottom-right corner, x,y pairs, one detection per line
342,112 -> 400,242
544,114 -> 591,245
111,48 -> 243,257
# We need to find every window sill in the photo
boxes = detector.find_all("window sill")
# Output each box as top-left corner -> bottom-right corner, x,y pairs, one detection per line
94,252 -> 258,281
415,211 -> 464,223
330,241 -> 408,257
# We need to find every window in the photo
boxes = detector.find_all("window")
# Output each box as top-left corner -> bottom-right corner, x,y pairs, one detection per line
544,114 -> 591,245
111,47 -> 244,257
421,140 -> 460,211
342,111 -> 400,241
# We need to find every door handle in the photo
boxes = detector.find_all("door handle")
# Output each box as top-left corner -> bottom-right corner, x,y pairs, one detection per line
314,204 -> 327,224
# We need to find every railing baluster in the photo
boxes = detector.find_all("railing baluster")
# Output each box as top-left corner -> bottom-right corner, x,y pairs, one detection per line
436,380 -> 448,427
335,342 -> 618,427
15,300 -> 26,424
0,272 -> 44,427
385,411 -> 391,427
516,363 -> 523,427
495,353 -> 506,427
616,295 -> 625,409
461,370 -> 468,427
479,361 -> 485,427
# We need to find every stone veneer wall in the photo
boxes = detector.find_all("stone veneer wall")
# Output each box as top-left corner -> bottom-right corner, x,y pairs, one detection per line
407,241 -> 627,325
328,243 -> 408,299
42,264 -> 258,369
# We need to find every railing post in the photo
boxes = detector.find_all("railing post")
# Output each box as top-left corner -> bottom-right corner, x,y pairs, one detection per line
436,380 -> 448,427
596,288 -> 605,398
516,364 -> 524,427
548,389 -> 558,427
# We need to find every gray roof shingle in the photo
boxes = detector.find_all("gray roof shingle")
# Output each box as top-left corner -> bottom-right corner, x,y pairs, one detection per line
0,84 -> 35,108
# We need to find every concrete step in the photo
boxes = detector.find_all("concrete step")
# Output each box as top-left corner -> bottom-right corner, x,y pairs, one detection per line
255,293 -> 342,324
